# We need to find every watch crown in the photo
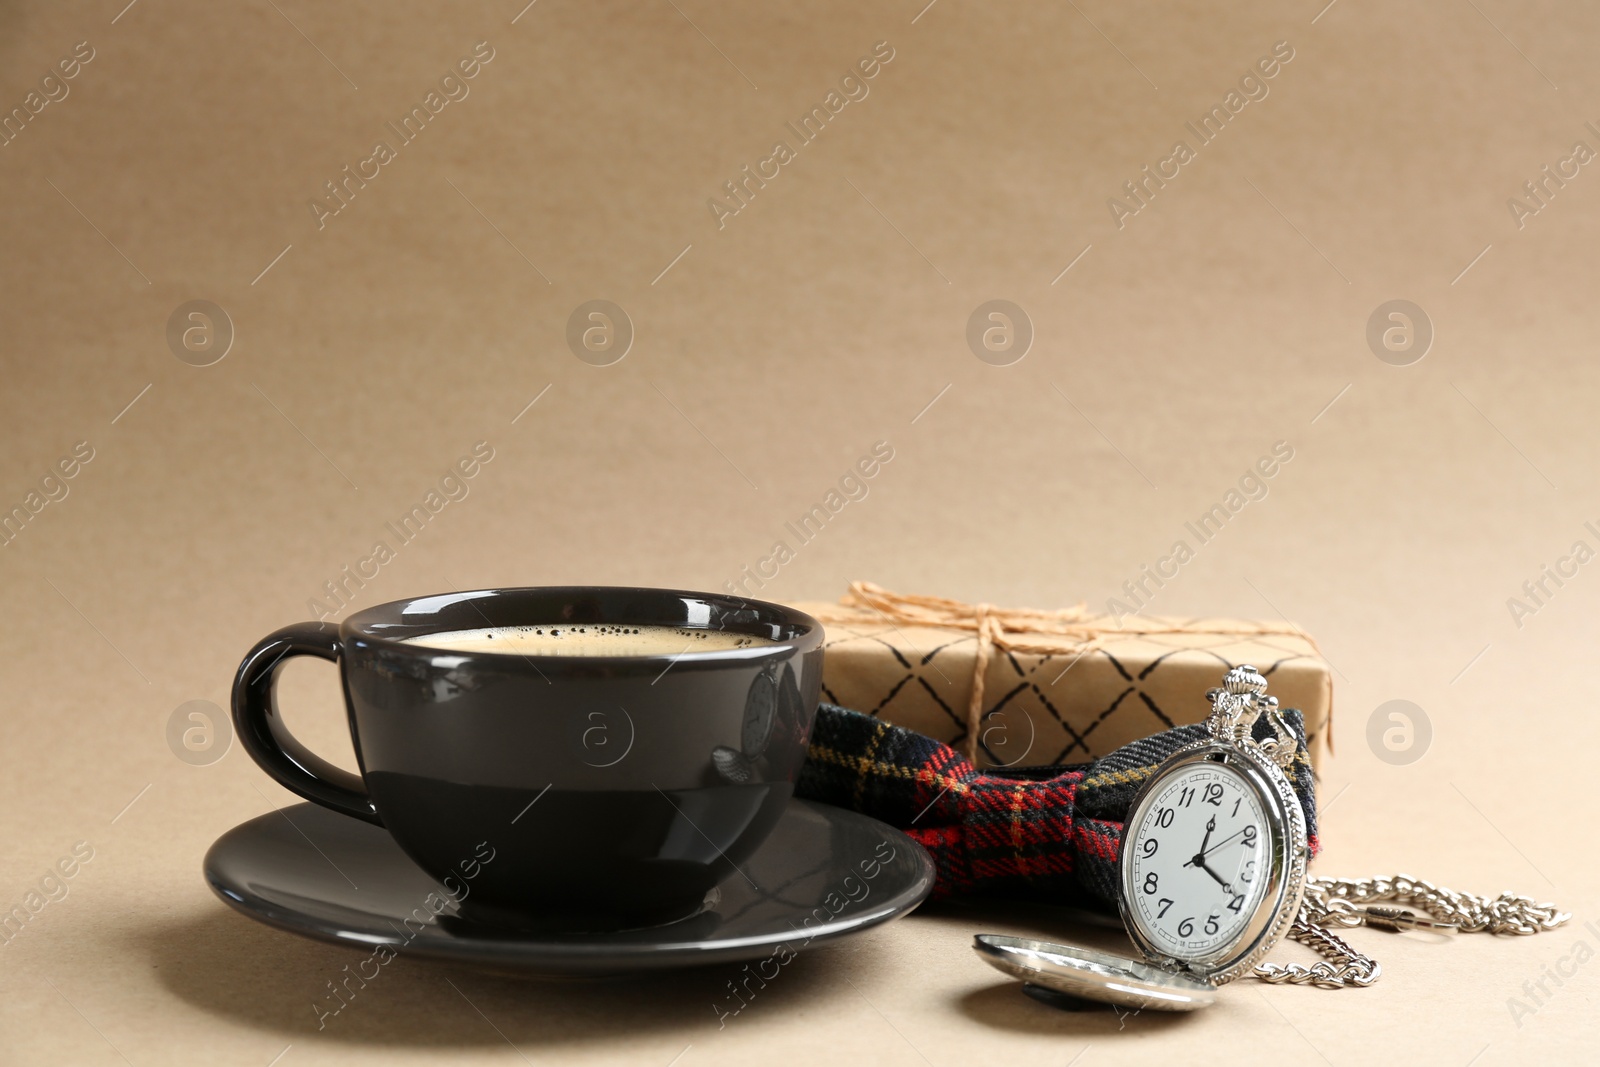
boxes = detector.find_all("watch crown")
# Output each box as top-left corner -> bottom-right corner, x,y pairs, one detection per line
1223,665 -> 1268,697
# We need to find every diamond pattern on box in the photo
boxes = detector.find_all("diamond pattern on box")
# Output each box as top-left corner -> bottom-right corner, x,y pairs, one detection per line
802,606 -> 1331,772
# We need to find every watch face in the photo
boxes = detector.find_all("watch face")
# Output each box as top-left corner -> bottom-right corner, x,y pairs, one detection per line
1123,758 -> 1275,963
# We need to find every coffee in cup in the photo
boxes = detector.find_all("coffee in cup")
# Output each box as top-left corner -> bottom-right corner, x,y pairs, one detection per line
402,623 -> 777,656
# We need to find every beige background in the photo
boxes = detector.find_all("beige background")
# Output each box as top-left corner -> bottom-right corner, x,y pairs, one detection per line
3,0 -> 1598,1063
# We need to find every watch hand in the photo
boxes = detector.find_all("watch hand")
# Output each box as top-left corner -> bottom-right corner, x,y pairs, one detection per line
1200,826 -> 1249,858
1198,859 -> 1234,895
1181,815 -> 1219,869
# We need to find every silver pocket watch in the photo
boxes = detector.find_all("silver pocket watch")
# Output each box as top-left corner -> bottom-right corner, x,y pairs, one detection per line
975,665 -> 1569,1011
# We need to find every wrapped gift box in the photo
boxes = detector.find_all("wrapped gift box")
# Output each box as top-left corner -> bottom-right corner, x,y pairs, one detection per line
793,583 -> 1332,772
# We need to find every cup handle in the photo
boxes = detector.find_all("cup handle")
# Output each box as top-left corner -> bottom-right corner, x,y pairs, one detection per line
231,622 -> 382,826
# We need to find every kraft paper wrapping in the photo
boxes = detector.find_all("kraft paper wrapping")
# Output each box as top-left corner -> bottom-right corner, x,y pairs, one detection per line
793,585 -> 1331,772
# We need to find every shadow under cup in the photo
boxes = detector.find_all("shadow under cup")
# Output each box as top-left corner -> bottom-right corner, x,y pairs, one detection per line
231,587 -> 824,930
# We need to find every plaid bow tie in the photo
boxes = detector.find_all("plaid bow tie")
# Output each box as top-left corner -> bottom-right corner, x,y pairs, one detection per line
796,704 -> 1320,910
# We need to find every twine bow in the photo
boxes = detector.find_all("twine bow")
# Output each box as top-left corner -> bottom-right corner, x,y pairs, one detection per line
810,581 -> 1321,762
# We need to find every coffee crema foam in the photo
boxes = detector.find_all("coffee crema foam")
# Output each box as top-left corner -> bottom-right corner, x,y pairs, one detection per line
402,623 -> 776,656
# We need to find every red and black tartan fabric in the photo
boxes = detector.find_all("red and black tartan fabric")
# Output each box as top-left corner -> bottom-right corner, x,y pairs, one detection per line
796,703 -> 1320,910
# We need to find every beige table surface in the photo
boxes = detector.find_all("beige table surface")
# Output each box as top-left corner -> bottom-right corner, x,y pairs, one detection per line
3,1 -> 1599,1063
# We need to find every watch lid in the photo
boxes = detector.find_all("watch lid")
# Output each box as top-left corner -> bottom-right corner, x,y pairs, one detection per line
973,934 -> 1216,1012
